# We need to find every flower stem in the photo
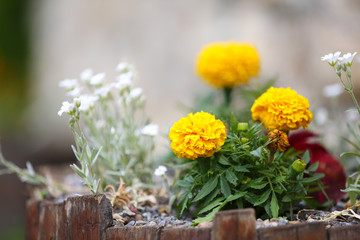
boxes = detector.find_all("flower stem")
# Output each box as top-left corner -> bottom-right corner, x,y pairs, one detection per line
223,88 -> 233,107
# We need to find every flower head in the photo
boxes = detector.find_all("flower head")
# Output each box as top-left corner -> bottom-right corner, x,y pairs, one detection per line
339,52 -> 357,66
321,52 -> 341,66
154,165 -> 167,176
169,111 -> 226,160
266,129 -> 290,152
323,83 -> 344,98
58,101 -> 74,116
196,42 -> 260,88
80,68 -> 93,82
59,78 -> 78,90
90,72 -> 106,86
77,95 -> 99,112
251,87 -> 313,131
141,123 -> 159,136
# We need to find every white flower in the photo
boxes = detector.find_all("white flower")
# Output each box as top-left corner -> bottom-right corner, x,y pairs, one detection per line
339,52 -> 357,66
117,71 -> 133,82
94,85 -> 112,98
58,101 -> 74,116
129,88 -> 143,99
321,52 -> 341,66
113,77 -> 132,91
90,72 -> 106,86
141,123 -> 159,136
80,68 -> 93,82
116,62 -> 131,72
59,78 -> 78,90
323,83 -> 344,98
78,95 -> 99,112
345,108 -> 359,121
66,87 -> 82,97
314,107 -> 328,126
154,165 -> 167,176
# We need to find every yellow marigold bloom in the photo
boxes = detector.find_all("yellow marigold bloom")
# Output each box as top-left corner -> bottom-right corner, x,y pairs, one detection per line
251,87 -> 313,131
169,111 -> 227,160
196,42 -> 260,88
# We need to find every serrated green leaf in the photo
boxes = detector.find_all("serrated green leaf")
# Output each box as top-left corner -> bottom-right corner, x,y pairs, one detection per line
193,177 -> 218,202
198,197 -> 225,215
234,165 -> 250,172
244,192 -> 258,204
219,155 -> 231,166
225,170 -> 238,185
225,191 -> 247,202
307,161 -> 319,172
249,182 -> 268,190
220,175 -> 231,197
254,188 -> 271,206
270,193 -> 279,218
193,205 -> 222,224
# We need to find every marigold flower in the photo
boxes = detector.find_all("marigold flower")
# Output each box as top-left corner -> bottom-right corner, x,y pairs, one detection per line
196,42 -> 260,88
266,129 -> 290,152
169,111 -> 226,160
251,87 -> 313,131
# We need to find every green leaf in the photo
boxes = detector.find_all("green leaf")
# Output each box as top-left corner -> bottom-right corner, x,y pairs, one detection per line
220,175 -> 231,197
249,182 -> 268,190
307,162 -> 319,172
198,197 -> 225,215
70,164 -> 86,179
270,193 -> 279,218
193,205 -> 222,224
225,191 -> 247,202
244,192 -> 259,204
230,113 -> 238,133
281,195 -> 291,202
219,155 -> 231,166
91,146 -> 103,166
340,152 -> 360,158
250,146 -> 263,158
302,151 -> 311,164
301,173 -> 325,183
234,165 -> 250,173
254,188 -> 271,206
193,177 -> 218,202
225,170 -> 238,185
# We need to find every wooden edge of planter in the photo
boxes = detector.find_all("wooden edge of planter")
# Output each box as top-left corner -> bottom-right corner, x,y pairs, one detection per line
257,221 -> 327,240
106,226 -> 163,240
26,194 -> 113,240
106,226 -> 211,240
212,208 -> 257,240
327,224 -> 360,240
25,199 -> 40,240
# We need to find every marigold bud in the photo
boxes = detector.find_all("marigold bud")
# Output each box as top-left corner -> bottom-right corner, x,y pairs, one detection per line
288,159 -> 307,179
238,123 -> 249,131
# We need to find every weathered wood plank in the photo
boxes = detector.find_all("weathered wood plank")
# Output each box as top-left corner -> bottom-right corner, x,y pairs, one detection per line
328,224 -> 360,240
25,199 -> 40,240
106,226 -> 162,240
257,222 -> 326,240
65,194 -> 113,240
160,228 -> 211,240
38,200 -> 66,240
211,208 -> 257,240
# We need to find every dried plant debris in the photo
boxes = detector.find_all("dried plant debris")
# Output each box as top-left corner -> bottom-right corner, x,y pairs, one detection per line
297,202 -> 360,227
105,178 -> 131,209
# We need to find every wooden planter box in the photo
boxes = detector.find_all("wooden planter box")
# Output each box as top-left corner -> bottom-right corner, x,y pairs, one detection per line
26,194 -> 360,240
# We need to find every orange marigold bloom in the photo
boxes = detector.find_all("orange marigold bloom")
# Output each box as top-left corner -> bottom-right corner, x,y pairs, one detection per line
251,87 -> 313,131
169,111 -> 227,160
266,129 -> 290,152
196,42 -> 260,88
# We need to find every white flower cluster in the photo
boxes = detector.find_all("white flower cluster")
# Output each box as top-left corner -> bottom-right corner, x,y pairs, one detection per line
321,51 -> 357,67
58,61 -> 159,188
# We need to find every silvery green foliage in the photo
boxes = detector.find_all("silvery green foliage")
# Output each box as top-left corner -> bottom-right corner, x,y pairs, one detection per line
59,61 -> 158,193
